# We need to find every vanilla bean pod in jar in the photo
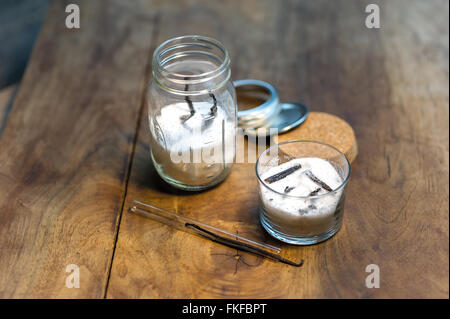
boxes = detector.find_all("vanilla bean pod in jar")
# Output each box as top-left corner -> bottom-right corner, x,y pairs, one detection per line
148,36 -> 236,191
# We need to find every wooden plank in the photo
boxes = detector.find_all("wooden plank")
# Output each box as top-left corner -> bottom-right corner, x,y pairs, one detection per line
0,85 -> 17,108
0,0 -> 156,298
0,84 -> 18,136
107,0 -> 449,298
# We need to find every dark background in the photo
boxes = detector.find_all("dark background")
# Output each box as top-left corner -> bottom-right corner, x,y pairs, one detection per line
0,0 -> 49,89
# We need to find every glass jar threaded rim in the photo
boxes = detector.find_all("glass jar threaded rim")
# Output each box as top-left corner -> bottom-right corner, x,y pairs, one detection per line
152,35 -> 231,96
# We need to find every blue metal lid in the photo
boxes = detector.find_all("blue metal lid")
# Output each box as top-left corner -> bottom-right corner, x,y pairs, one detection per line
234,79 -> 309,137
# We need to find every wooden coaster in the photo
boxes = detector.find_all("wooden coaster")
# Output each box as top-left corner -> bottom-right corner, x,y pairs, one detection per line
276,112 -> 358,163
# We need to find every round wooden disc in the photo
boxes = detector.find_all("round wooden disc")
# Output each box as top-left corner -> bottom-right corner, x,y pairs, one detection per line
276,112 -> 358,163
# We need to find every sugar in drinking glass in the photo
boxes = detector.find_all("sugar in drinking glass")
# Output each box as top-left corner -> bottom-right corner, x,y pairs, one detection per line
256,140 -> 351,245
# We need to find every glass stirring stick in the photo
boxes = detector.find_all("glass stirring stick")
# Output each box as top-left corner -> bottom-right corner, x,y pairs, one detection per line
128,200 -> 303,267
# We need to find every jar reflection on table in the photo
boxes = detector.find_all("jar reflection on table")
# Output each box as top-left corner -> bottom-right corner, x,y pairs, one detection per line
148,35 -> 237,191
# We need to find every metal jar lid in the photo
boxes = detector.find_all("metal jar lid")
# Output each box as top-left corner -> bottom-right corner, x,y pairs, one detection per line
235,79 -> 280,129
234,79 -> 309,136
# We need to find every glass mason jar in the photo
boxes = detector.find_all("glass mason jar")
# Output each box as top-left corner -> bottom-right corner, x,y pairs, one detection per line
148,35 -> 236,191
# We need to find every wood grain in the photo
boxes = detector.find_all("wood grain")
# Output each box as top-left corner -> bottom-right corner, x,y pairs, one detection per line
107,0 -> 448,298
0,84 -> 18,136
0,0 -> 156,298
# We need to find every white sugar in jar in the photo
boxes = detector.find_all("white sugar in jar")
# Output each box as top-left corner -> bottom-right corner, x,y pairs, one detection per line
149,101 -> 235,187
256,140 -> 351,245
148,36 -> 236,191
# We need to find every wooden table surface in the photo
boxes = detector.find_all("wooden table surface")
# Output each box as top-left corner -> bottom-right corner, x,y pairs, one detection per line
0,0 -> 448,298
